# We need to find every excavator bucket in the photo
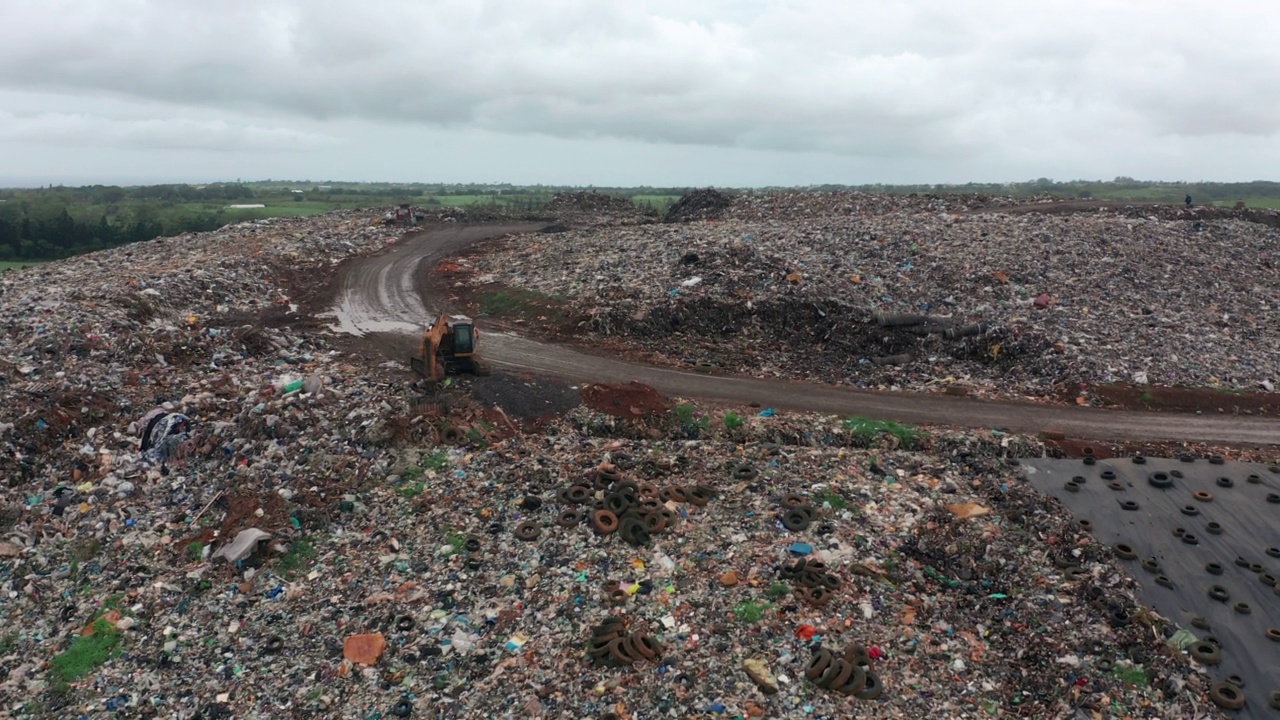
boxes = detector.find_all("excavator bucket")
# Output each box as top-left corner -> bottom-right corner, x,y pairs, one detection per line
409,355 -> 428,376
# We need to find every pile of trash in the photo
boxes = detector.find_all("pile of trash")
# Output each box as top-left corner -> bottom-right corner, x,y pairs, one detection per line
540,191 -> 653,227
475,192 -> 1280,399
664,188 -> 735,223
0,380 -> 1226,718
0,203 -> 1262,719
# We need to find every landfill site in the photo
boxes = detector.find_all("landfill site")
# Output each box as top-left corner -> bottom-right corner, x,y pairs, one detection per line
4,190 -> 1280,719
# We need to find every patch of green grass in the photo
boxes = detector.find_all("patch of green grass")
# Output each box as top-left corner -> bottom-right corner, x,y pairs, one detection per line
1139,390 -> 1153,404
820,491 -> 847,510
767,583 -> 790,598
50,618 -> 121,686
422,449 -> 449,472
446,531 -> 467,555
396,482 -> 426,499
723,411 -> 744,430
1111,662 -> 1148,687
1214,197 -> 1280,210
476,288 -> 560,317
843,416 -> 921,446
733,600 -> 773,623
674,404 -> 711,429
0,260 -> 44,271
0,632 -> 17,654
276,538 -> 317,577
186,541 -> 205,562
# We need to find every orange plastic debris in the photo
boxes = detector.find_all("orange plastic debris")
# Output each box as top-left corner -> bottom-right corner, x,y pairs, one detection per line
343,632 -> 388,665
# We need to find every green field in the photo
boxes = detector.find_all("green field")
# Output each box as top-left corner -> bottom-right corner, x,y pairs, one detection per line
0,260 -> 43,271
172,200 -> 373,221
631,194 -> 681,205
1213,197 -> 1280,209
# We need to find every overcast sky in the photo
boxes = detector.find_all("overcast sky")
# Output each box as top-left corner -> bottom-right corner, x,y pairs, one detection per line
1,0 -> 1277,187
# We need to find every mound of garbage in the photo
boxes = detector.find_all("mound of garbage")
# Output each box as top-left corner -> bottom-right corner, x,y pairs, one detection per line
664,188 -> 734,223
476,192 -> 1280,400
0,205 -> 1267,719
544,191 -> 653,227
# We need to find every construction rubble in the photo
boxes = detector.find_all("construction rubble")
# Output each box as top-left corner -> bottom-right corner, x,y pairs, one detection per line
0,203 -> 1273,719
473,192 -> 1280,401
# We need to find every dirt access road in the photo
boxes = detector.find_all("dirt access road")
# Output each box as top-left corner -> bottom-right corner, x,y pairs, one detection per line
327,223 -> 1280,446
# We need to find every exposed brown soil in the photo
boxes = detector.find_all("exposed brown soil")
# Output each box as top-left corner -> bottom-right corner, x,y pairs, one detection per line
1069,383 -> 1280,416
581,381 -> 669,420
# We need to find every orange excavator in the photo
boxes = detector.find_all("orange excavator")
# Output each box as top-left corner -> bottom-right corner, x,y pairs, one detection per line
410,313 -> 490,384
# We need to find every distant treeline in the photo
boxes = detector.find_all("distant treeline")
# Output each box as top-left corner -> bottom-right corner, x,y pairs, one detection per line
0,186 -> 245,260
3,178 -> 1279,261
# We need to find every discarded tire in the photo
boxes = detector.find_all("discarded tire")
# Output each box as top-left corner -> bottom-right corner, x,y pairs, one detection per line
514,521 -> 540,541
1114,543 -> 1137,560
1209,682 -> 1245,710
782,509 -> 813,531
1206,522 -> 1223,535
619,517 -> 650,546
557,509 -> 583,527
806,649 -> 834,680
1147,472 -> 1173,489
1206,563 -> 1224,575
688,485 -> 716,506
732,464 -> 758,480
592,510 -> 619,535
844,645 -> 872,668
1208,585 -> 1229,602
854,670 -> 883,700
1216,477 -> 1233,488
1119,500 -> 1139,511
1180,505 -> 1200,516
1189,642 -> 1222,665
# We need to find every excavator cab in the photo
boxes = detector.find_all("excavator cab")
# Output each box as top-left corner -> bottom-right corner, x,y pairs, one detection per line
410,314 -> 489,383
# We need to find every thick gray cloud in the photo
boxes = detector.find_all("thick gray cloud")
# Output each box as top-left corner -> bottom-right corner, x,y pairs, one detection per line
0,0 -> 1276,185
